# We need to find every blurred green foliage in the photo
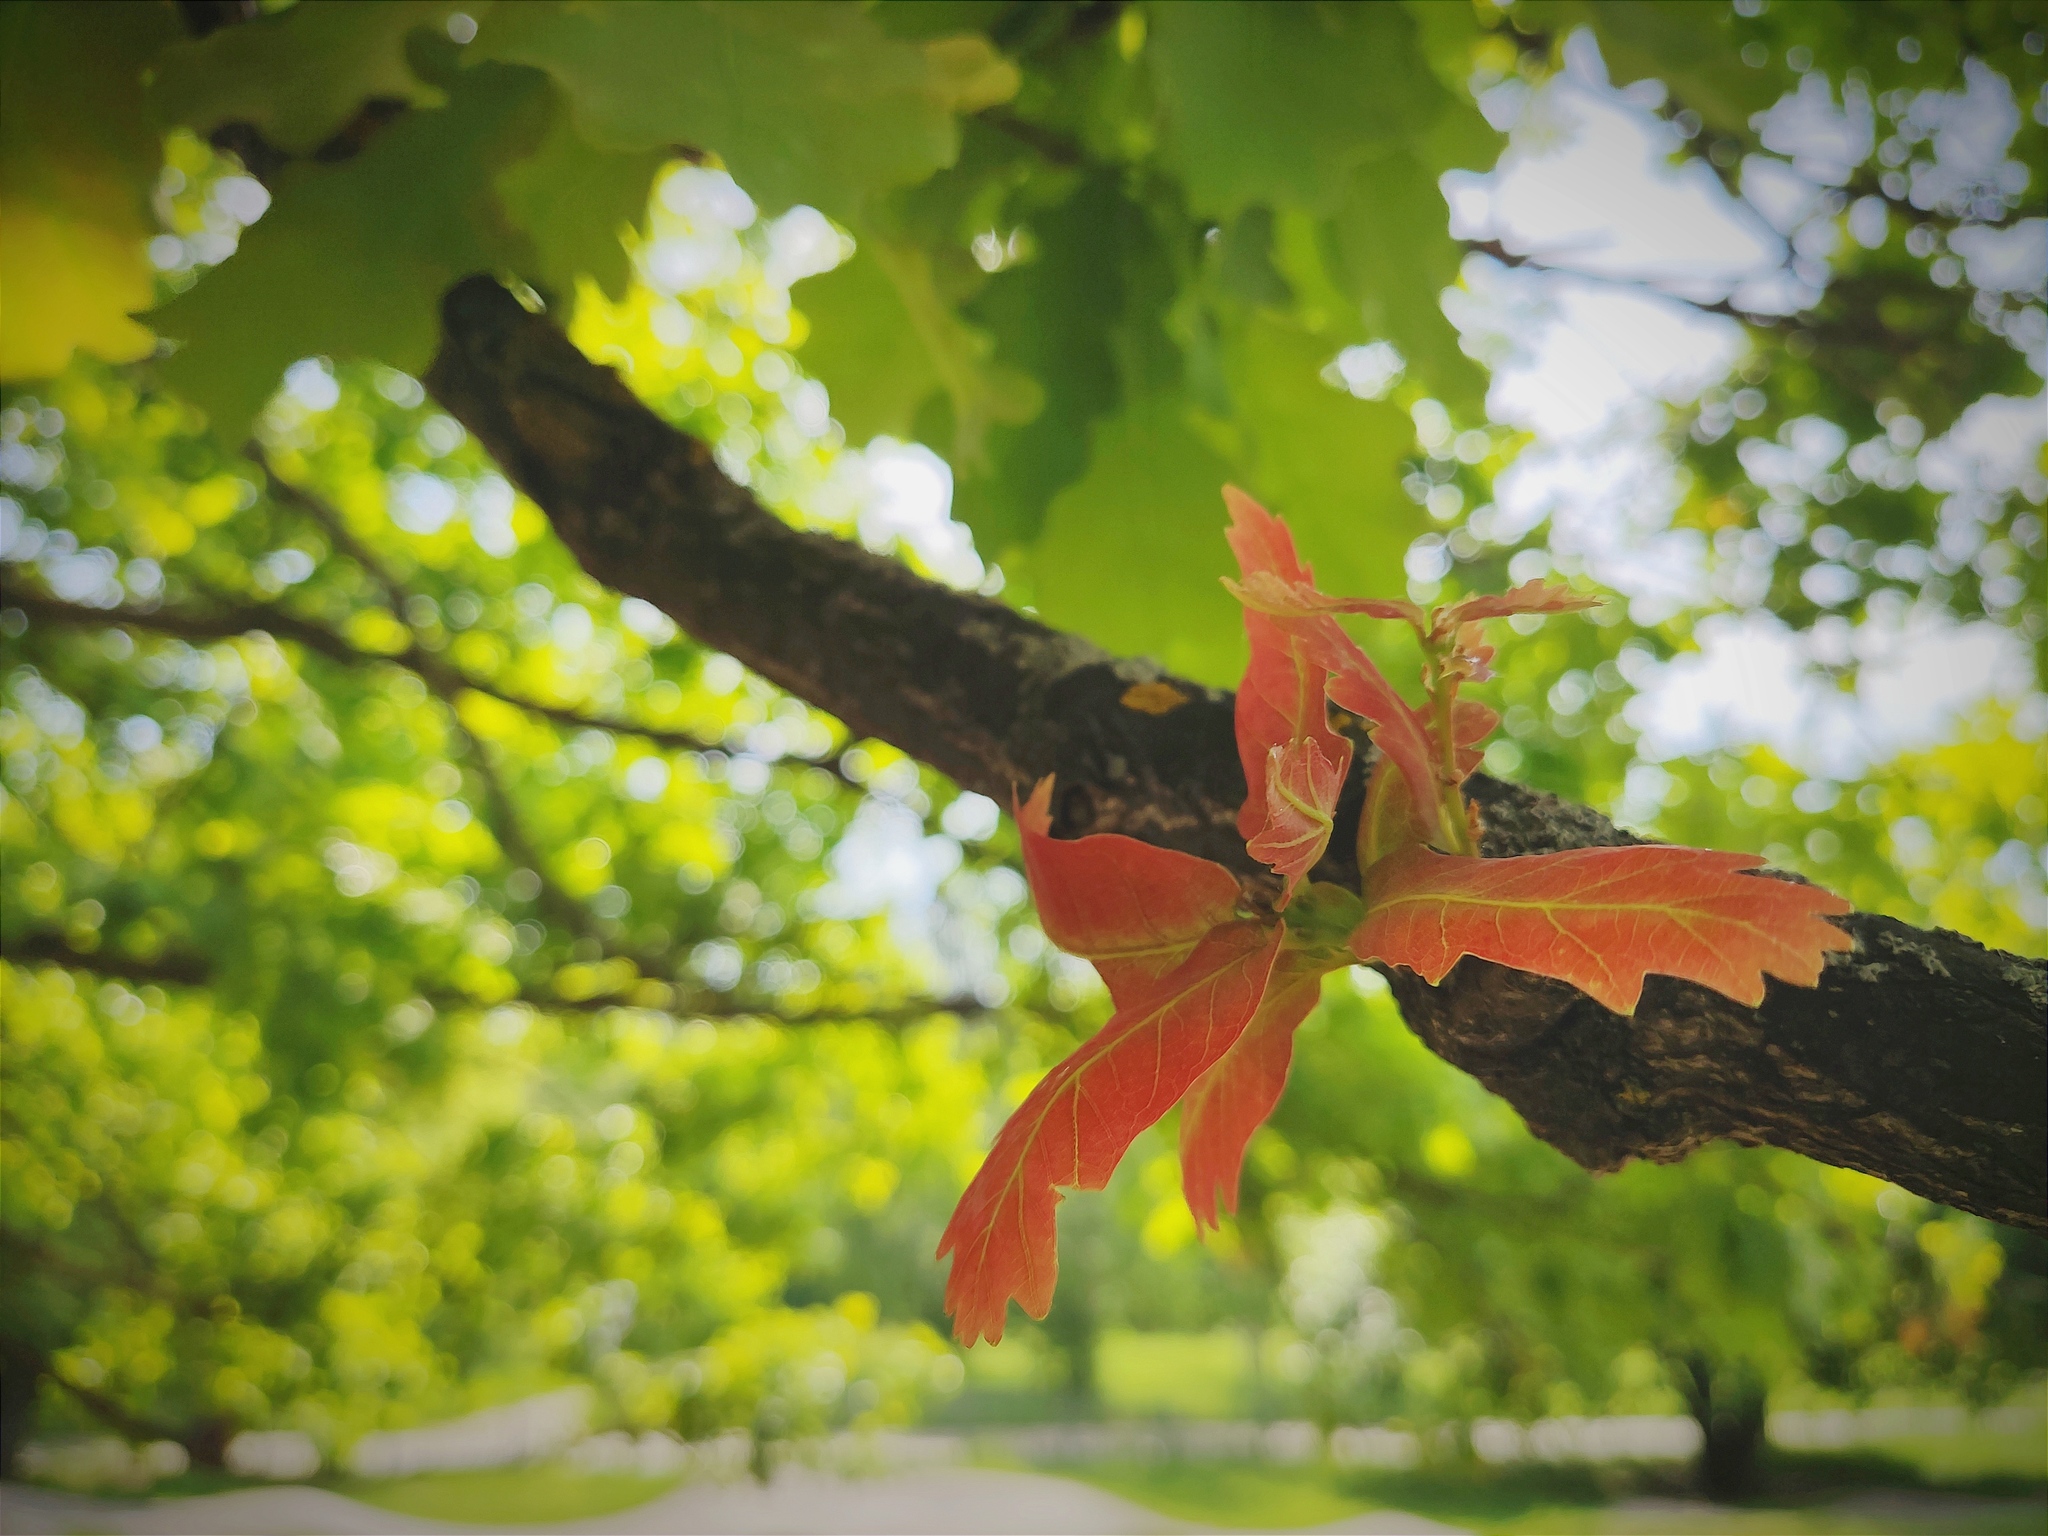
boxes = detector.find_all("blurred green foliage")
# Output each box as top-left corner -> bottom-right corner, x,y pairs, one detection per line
0,0 -> 2043,1502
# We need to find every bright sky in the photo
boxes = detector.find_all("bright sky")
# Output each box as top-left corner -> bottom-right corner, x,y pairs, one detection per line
1438,32 -> 2045,786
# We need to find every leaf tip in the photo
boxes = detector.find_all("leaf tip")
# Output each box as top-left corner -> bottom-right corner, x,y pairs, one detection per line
1016,774 -> 1055,836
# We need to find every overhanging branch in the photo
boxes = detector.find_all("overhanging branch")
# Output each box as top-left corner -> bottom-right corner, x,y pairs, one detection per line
7,588 -> 756,761
3,928 -> 972,1032
423,275 -> 2045,1235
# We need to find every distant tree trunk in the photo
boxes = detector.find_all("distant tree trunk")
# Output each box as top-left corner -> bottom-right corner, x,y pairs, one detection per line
180,1415 -> 234,1471
1678,1353 -> 1768,1501
0,1340 -> 46,1476
1240,1321 -> 1267,1420
1042,1256 -> 1102,1410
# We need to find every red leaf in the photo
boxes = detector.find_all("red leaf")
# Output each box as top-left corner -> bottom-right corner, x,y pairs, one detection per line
1451,699 -> 1498,777
1226,568 -> 1422,626
1442,579 -> 1600,627
1353,843 -> 1853,1015
938,920 -> 1285,1344
1179,949 -> 1327,1229
1233,620 -> 1346,851
1017,776 -> 1242,1007
1220,489 -> 1439,842
1320,654 -> 1443,841
1246,735 -> 1347,900
1224,489 -> 1352,857
1358,755 -> 1429,870
1358,705 -> 1498,866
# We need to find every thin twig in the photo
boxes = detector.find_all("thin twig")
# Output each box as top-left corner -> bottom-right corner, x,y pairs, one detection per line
3,931 -> 209,987
445,709 -> 603,945
10,588 -> 746,757
248,445 -> 411,612
4,929 -> 985,1032
1459,238 -> 1784,324
490,986 -> 1000,1028
248,450 -> 862,787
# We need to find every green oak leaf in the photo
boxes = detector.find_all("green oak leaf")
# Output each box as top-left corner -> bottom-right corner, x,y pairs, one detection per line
151,63 -> 557,444
0,0 -> 178,379
796,232 -> 1038,464
1528,1 -> 1785,135
953,174 -> 1173,558
869,2 -> 1021,42
148,0 -> 467,156
792,241 -> 942,447
496,100 -> 666,305
1024,394 -> 1243,686
1021,319 -> 1427,689
1326,158 -> 1491,421
1150,1 -> 1469,218
1224,312 -> 1427,607
464,1 -> 1014,219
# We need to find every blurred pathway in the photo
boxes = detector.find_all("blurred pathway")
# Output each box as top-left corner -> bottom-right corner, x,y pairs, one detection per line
1,1469 -> 1476,1536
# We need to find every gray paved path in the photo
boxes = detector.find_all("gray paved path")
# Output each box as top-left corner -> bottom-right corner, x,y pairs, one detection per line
0,1470 -> 1475,1536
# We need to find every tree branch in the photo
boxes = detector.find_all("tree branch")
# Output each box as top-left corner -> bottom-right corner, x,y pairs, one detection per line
3,929 -> 972,1033
2,931 -> 210,988
515,987 -> 999,1029
7,587 -> 769,761
247,448 -> 860,788
424,275 -> 2046,1235
1459,238 -> 1778,324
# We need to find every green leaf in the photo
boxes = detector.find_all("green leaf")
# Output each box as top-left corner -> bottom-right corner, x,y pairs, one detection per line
1016,313 -> 1424,689
795,231 -> 1038,463
1325,159 -> 1490,421
1025,394 -> 1243,686
0,0 -> 177,379
151,63 -> 557,443
1143,2 -> 1492,420
495,101 -> 665,305
148,0 -> 466,156
1150,1 -> 1469,218
1529,1 -> 1784,135
792,242 -> 942,447
869,2 -> 1021,42
953,173 -> 1172,558
464,1 -> 1012,219
1225,313 -> 1427,607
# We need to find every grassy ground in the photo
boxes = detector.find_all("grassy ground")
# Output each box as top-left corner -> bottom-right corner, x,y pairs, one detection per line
328,1464 -> 686,1524
1070,1441 -> 2048,1536
1096,1330 -> 1260,1420
932,1327 -> 1273,1426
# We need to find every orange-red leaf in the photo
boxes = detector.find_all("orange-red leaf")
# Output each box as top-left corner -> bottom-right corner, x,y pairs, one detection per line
1178,948 -> 1327,1230
1224,488 -> 1352,859
1017,776 -> 1242,1007
1246,736 -> 1346,900
1353,843 -> 1853,1015
1220,489 -> 1437,842
1225,568 -> 1422,626
938,920 -> 1285,1345
1441,579 -> 1600,627
1320,653 -> 1442,840
1451,699 -> 1498,777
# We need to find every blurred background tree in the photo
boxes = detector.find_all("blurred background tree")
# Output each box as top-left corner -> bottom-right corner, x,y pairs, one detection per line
1,0 -> 2042,1505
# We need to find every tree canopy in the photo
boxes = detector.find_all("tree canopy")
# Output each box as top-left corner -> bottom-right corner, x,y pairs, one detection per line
0,0 -> 2043,1497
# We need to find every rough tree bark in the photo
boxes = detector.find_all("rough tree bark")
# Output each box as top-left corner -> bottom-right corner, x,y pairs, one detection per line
425,275 -> 2047,1236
